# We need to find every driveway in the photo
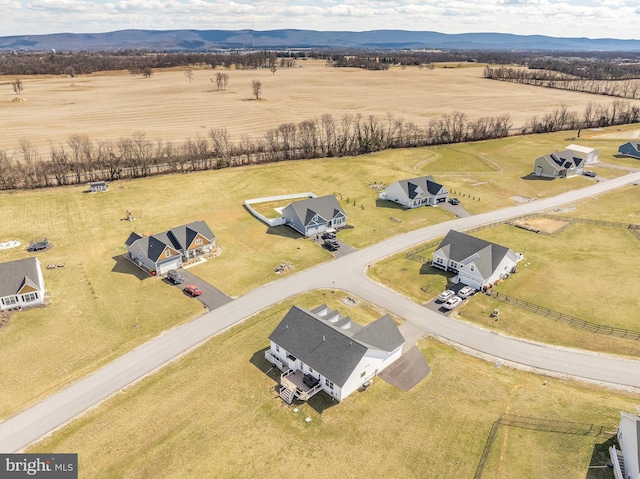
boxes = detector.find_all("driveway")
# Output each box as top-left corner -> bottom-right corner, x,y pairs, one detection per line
3,171 -> 640,453
313,235 -> 356,257
170,268 -> 233,310
439,201 -> 472,218
379,345 -> 431,391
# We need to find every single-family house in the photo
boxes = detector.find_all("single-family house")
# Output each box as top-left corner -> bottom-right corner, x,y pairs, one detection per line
89,181 -> 108,193
432,230 -> 522,290
618,141 -> 640,160
125,221 -> 215,275
265,304 -> 405,403
379,175 -> 449,208
0,257 -> 46,311
610,411 -> 640,479
532,150 -> 585,178
280,195 -> 346,237
566,144 -> 599,164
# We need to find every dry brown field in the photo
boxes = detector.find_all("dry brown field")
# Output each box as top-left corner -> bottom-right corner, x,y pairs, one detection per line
2,61 -> 636,156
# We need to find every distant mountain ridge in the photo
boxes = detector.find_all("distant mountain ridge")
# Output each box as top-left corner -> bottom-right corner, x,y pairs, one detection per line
1,29 -> 640,52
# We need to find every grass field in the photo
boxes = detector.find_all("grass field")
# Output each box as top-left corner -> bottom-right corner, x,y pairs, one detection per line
370,202 -> 640,356
0,124 -> 638,420
30,292 -> 636,478
2,60 -> 636,157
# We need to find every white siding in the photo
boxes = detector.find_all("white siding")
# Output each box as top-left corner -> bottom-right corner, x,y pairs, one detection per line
618,413 -> 640,479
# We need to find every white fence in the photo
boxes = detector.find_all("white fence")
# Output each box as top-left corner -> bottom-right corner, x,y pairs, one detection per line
244,192 -> 317,227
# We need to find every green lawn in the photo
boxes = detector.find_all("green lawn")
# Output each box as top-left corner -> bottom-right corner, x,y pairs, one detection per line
31,292 -> 635,479
370,220 -> 640,357
0,124 -> 637,422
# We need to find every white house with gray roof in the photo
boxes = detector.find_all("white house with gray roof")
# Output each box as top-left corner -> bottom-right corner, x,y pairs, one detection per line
0,257 -> 45,311
280,195 -> 346,237
265,305 -> 405,403
532,150 -> 585,178
610,411 -> 640,479
432,230 -> 522,290
125,221 -> 215,275
379,175 -> 448,208
619,141 -> 640,160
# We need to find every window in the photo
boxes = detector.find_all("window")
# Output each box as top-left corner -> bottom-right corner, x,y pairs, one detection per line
21,292 -> 38,302
325,379 -> 334,390
2,296 -> 17,306
360,371 -> 366,378
275,345 -> 280,352
470,265 -> 475,272
165,250 -> 171,258
196,238 -> 203,245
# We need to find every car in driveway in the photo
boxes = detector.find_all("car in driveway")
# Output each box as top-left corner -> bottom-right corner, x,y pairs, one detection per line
167,269 -> 184,284
458,286 -> 475,299
321,232 -> 336,240
448,197 -> 460,205
324,239 -> 340,251
437,290 -> 456,302
443,296 -> 463,310
583,171 -> 597,178
184,284 -> 202,297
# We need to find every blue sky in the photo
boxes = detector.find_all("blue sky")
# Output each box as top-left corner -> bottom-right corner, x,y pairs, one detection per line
1,0 -> 639,39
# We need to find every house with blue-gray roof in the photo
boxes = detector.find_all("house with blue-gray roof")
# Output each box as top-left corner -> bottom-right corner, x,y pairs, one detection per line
280,195 -> 346,237
125,221 -> 215,275
618,141 -> 640,160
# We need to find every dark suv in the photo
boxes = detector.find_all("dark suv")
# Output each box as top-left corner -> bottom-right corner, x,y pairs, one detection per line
167,269 -> 184,284
324,239 -> 340,251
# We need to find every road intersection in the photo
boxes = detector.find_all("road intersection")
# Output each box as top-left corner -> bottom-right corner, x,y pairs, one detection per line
1,171 -> 639,453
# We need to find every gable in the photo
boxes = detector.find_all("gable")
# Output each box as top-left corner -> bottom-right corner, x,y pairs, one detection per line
0,258 -> 43,298
186,232 -> 212,250
18,283 -> 37,294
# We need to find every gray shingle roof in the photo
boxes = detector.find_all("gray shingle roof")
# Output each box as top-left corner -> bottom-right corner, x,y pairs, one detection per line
0,258 -> 42,297
269,306 -> 404,387
436,230 -> 514,280
397,176 -> 445,199
286,195 -> 345,227
125,221 -> 215,262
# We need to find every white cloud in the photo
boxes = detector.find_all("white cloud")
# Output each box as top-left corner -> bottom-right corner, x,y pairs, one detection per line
0,0 -> 638,40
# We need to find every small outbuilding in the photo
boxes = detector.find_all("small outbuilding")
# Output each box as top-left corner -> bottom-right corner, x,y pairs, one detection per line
566,144 -> 598,164
618,141 -> 640,159
89,181 -> 108,193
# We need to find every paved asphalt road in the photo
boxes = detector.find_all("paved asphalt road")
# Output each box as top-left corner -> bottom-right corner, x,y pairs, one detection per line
1,172 -> 640,453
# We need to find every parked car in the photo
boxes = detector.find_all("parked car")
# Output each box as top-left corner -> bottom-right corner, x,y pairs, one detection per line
437,290 -> 456,302
167,269 -> 184,285
443,296 -> 463,310
321,232 -> 336,240
583,171 -> 597,178
458,286 -> 475,299
324,239 -> 340,251
184,284 -> 202,297
448,197 -> 460,205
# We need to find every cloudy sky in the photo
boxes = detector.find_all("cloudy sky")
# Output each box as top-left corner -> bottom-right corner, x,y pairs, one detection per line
1,0 -> 639,39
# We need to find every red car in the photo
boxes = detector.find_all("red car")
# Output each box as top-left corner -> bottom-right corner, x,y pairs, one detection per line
184,284 -> 202,297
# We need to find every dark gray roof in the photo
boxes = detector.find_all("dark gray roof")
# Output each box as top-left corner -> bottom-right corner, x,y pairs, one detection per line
0,258 -> 42,297
436,230 -> 514,280
397,175 -> 445,199
540,150 -> 584,170
286,195 -> 345,227
269,306 -> 404,387
125,221 -> 214,262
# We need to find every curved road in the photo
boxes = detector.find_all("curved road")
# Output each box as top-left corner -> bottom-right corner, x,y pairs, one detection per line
1,172 -> 640,452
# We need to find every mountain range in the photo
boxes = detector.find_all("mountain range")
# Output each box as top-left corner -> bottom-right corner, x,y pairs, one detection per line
1,29 -> 640,52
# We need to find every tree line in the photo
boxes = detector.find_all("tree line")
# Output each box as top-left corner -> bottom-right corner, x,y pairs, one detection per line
484,65 -> 640,99
2,100 -> 639,190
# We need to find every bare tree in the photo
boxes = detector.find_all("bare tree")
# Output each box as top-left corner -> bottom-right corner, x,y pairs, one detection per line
213,72 -> 229,91
185,68 -> 194,84
12,79 -> 23,96
251,79 -> 262,100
